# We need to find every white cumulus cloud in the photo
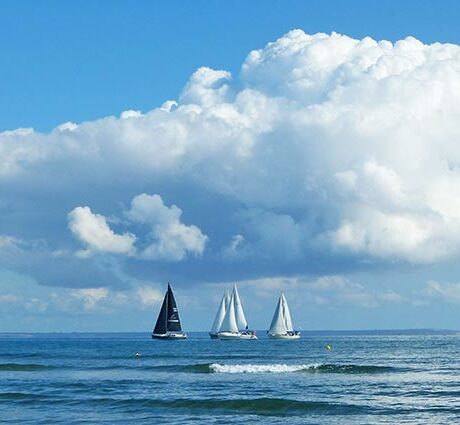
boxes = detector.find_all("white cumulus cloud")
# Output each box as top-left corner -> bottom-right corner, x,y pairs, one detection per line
4,29 -> 460,289
68,206 -> 136,256
68,194 -> 207,262
127,193 -> 208,261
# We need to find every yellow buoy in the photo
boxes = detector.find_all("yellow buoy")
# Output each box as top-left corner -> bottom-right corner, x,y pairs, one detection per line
325,344 -> 331,351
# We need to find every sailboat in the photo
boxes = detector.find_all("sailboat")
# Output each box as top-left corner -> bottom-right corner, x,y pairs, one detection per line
268,293 -> 300,339
209,290 -> 230,339
216,285 -> 257,340
152,283 -> 187,340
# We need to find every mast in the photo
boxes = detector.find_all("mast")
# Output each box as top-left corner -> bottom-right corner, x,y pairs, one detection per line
219,291 -> 238,333
233,285 -> 248,330
210,291 -> 228,334
269,295 -> 287,335
166,284 -> 182,332
153,288 -> 169,335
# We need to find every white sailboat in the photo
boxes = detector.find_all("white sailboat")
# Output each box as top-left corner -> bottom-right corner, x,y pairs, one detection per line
216,285 -> 257,340
233,285 -> 248,330
209,290 -> 230,339
268,293 -> 300,339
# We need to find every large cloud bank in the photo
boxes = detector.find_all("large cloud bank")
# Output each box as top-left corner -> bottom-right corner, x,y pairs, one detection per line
2,30 -> 460,289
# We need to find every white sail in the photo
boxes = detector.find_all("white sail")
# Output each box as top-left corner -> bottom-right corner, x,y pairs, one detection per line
224,290 -> 231,309
281,293 -> 293,332
219,292 -> 238,333
269,295 -> 287,335
233,285 -> 248,330
210,292 -> 228,334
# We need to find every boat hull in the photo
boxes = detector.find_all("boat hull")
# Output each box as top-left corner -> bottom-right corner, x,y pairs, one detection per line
152,332 -> 187,340
209,333 -> 219,339
217,331 -> 257,340
268,333 -> 301,340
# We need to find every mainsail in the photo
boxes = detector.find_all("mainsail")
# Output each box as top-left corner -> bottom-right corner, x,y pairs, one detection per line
232,285 -> 248,330
281,293 -> 293,332
153,289 -> 168,335
269,295 -> 287,335
166,284 -> 182,332
219,291 -> 238,333
224,290 -> 231,309
210,291 -> 228,334
153,284 -> 182,335
269,293 -> 295,335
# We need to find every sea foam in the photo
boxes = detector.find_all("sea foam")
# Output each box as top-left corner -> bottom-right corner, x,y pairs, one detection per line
208,363 -> 395,374
209,363 -> 322,373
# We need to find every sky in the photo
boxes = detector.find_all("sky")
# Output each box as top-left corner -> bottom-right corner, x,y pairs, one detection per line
2,1 -> 460,332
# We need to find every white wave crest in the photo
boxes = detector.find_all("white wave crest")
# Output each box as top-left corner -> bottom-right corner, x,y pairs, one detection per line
209,363 -> 322,374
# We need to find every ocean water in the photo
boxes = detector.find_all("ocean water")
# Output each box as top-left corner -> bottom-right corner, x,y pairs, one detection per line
1,331 -> 460,424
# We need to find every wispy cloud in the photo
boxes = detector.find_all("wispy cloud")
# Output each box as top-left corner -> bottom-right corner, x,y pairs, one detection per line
211,274 -> 406,309
425,280 -> 460,304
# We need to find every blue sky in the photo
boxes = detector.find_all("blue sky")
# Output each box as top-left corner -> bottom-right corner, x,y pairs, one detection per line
2,0 -> 460,132
2,1 -> 460,332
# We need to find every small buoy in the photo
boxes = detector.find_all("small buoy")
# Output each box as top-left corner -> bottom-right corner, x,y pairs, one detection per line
135,352 -> 141,358
325,344 -> 331,351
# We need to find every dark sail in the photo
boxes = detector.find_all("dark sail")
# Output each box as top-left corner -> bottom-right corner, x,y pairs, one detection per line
153,290 -> 168,335
166,284 -> 182,332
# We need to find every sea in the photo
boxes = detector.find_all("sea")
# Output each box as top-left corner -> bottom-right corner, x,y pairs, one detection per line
1,330 -> 460,424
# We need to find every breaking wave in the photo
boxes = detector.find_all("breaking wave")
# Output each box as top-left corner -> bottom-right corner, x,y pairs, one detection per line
208,363 -> 398,374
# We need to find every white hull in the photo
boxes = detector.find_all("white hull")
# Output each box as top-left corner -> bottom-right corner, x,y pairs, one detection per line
268,333 -> 301,340
217,331 -> 257,340
152,332 -> 187,340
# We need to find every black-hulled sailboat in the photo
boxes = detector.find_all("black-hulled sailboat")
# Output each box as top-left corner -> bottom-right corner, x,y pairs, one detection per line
152,284 -> 187,340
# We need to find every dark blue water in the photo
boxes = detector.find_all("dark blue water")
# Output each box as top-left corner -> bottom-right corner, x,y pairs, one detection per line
1,331 -> 460,424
